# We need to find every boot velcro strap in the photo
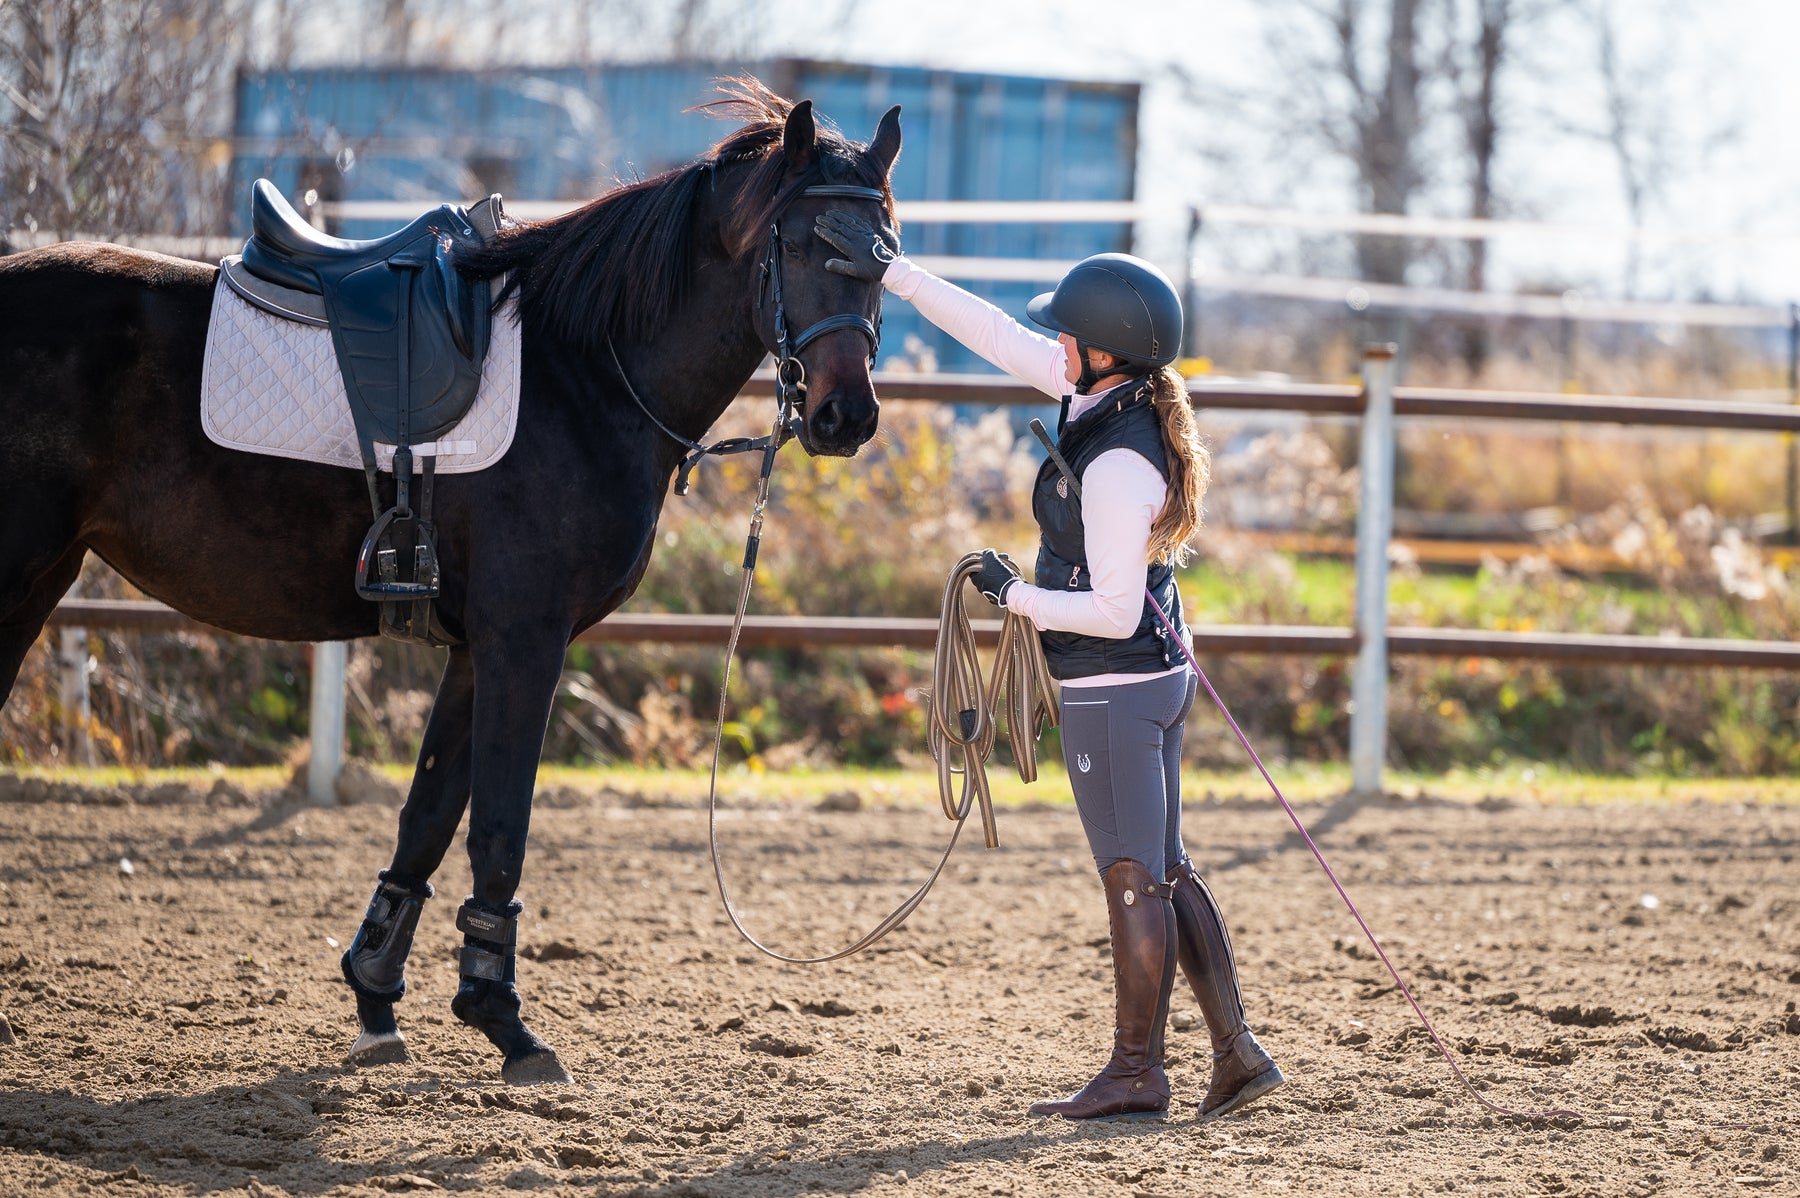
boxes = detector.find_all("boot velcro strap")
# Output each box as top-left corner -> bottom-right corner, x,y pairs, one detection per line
366,877 -> 433,926
455,904 -> 518,945
459,944 -> 509,981
365,884 -> 428,929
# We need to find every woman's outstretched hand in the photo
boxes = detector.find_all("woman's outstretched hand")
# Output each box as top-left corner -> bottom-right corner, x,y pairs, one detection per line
815,211 -> 899,283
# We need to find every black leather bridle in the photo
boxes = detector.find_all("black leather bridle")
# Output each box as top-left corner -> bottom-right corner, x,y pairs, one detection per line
608,181 -> 889,496
762,183 -> 886,395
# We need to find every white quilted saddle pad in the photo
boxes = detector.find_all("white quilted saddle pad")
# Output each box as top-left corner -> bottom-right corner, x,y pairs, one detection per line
200,274 -> 522,474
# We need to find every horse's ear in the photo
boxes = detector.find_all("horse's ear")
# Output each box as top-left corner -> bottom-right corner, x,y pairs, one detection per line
782,99 -> 817,172
866,105 -> 902,179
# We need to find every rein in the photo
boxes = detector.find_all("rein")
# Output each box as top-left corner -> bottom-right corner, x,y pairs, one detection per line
694,172 -> 1041,960
610,177 -> 990,963
604,338 -> 796,496
703,547 -> 1053,964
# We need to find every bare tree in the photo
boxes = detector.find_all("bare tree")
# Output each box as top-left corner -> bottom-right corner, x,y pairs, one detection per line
341,0 -> 794,69
1576,0 -> 1666,298
1350,0 -> 1427,285
259,0 -> 304,68
1250,0 -> 1431,286
1446,0 -> 1511,373
381,0 -> 415,61
1,0 -> 250,243
1543,0 -> 1738,299
1215,0 -> 1434,357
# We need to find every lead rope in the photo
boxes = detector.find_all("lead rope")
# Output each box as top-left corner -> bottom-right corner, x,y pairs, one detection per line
1027,418 -> 1583,1125
704,454 -> 1051,963
928,553 -> 1060,843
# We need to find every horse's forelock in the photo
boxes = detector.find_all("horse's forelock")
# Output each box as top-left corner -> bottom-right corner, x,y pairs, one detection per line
718,137 -> 895,259
683,77 -> 896,256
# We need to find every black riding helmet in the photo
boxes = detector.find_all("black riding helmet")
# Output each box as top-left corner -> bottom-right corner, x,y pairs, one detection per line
1027,253 -> 1183,391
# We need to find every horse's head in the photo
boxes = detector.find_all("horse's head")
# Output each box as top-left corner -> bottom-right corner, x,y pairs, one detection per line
461,82 -> 901,466
749,100 -> 901,458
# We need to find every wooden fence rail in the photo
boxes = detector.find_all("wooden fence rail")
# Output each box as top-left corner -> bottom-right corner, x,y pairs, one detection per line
44,601 -> 1800,670
744,371 -> 1800,432
42,359 -> 1800,796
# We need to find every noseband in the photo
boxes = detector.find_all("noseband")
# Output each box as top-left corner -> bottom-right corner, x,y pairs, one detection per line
607,181 -> 888,496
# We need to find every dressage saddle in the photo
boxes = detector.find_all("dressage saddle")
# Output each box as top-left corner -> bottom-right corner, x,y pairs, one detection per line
225,179 -> 507,645
239,178 -> 493,457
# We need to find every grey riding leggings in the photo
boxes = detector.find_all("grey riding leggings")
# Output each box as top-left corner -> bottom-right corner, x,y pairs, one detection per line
1059,669 -> 1198,880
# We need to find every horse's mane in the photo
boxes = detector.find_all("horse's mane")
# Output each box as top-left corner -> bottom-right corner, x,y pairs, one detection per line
465,77 -> 893,355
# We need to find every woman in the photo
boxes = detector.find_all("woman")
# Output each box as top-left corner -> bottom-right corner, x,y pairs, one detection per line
816,211 -> 1285,1123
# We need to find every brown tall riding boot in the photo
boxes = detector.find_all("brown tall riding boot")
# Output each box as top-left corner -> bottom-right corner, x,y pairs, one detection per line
1168,857 -> 1285,1121
1028,859 -> 1176,1121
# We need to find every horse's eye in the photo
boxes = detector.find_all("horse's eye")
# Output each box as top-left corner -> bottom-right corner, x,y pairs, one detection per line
781,237 -> 803,257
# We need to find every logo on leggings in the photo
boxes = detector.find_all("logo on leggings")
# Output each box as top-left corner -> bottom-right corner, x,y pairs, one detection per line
1076,753 -> 1091,773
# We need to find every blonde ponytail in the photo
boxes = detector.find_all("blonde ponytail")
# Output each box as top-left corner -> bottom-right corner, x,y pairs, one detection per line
1146,366 -> 1209,566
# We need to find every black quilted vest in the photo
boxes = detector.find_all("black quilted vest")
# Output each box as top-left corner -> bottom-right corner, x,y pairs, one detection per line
1032,377 -> 1186,681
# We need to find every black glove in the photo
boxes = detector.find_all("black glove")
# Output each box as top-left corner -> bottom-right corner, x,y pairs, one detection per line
814,210 -> 899,283
972,549 -> 1021,607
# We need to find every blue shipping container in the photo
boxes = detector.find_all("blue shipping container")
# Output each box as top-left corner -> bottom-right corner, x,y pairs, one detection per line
231,59 -> 1138,376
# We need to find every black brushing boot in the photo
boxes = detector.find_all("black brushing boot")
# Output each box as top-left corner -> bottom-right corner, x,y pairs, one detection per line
449,898 -> 573,1086
341,871 -> 432,1066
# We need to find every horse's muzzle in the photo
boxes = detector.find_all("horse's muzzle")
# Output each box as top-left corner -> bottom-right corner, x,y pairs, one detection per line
801,387 -> 879,457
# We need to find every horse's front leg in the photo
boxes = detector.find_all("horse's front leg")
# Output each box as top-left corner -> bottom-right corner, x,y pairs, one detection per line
342,646 -> 476,1067
450,625 -> 575,1085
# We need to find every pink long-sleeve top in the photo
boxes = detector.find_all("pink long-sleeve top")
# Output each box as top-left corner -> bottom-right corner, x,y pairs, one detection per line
882,257 -> 1187,687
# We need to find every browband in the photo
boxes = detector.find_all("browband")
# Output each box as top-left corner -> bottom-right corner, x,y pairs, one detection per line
801,185 -> 887,202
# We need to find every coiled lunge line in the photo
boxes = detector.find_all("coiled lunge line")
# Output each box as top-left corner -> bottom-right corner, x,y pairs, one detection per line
927,552 -> 1061,848
705,447 -> 1054,963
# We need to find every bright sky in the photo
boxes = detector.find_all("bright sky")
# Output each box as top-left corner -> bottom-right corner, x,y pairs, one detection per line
281,0 -> 1800,307
728,0 -> 1800,307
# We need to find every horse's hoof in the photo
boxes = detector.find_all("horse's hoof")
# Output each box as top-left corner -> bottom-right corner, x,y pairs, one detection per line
346,1030 -> 411,1068
502,1049 -> 573,1086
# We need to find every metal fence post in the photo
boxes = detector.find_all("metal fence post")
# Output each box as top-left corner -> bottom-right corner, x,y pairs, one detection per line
56,626 -> 93,767
1351,344 -> 1399,796
1787,302 -> 1798,544
307,641 -> 348,804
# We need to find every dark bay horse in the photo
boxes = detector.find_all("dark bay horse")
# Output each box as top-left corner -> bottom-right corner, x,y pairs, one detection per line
0,84 -> 901,1084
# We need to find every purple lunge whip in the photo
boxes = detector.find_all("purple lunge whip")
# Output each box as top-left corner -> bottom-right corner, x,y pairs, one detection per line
1029,417 -> 1581,1124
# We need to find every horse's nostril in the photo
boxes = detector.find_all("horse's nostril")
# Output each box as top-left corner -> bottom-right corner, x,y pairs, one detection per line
808,393 -> 878,447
